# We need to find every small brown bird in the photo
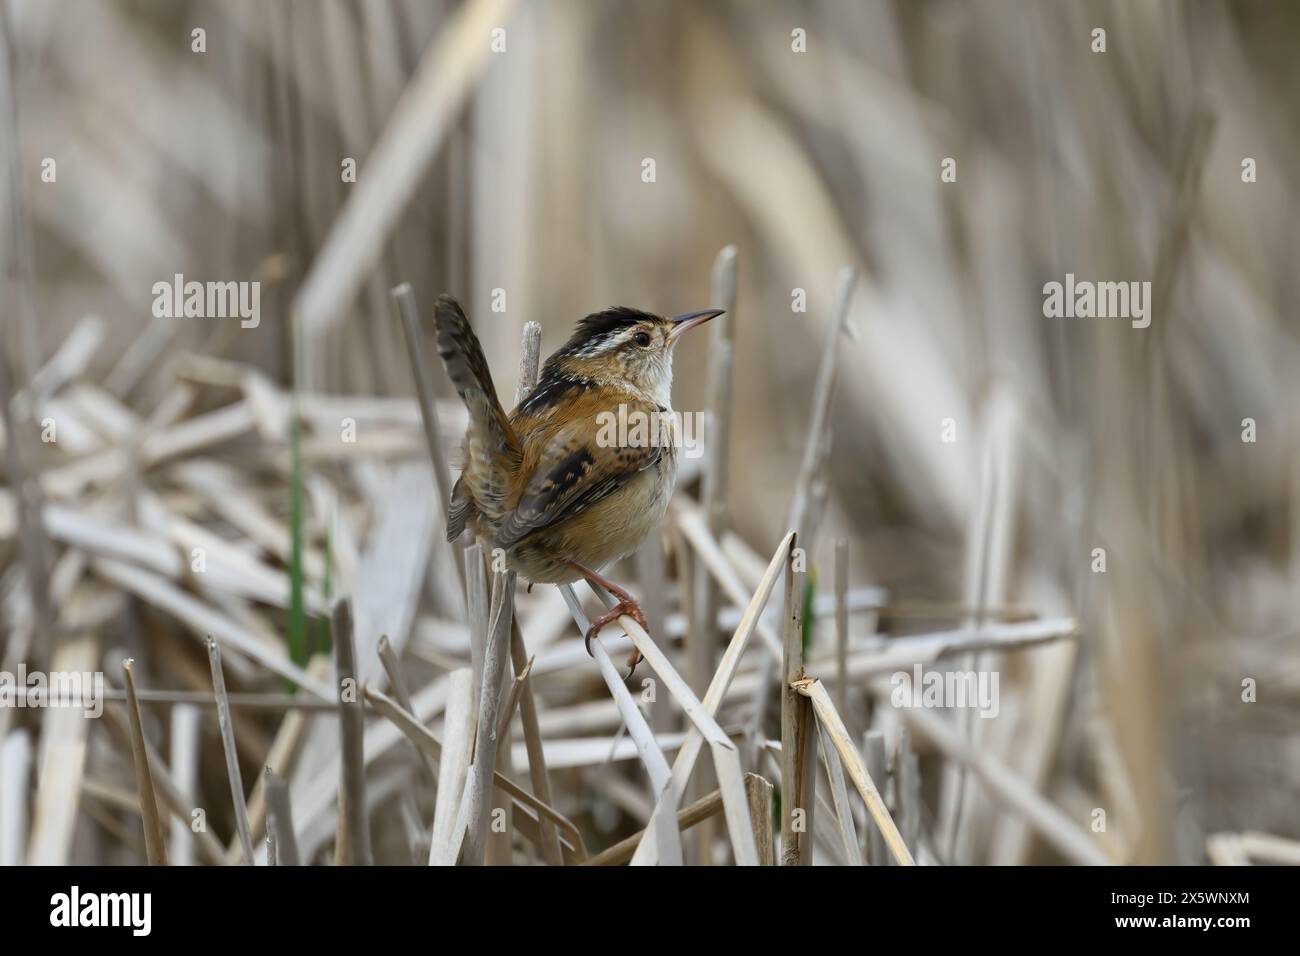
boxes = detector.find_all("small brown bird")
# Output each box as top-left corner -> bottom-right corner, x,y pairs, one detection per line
433,295 -> 722,671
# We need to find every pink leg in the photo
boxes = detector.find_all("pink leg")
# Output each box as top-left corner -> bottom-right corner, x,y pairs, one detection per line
563,559 -> 647,677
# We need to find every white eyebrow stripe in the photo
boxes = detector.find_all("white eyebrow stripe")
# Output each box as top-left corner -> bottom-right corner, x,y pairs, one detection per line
573,327 -> 637,357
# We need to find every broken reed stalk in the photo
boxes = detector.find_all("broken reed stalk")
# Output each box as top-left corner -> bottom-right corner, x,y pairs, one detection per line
778,537 -> 816,865
797,678 -> 914,865
744,772 -> 776,866
120,659 -> 168,865
332,598 -> 371,865
462,570 -> 516,865
513,320 -> 542,404
264,767 -> 301,866
207,638 -> 255,865
506,319 -> 564,865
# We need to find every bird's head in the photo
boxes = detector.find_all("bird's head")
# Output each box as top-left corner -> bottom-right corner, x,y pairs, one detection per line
550,306 -> 723,404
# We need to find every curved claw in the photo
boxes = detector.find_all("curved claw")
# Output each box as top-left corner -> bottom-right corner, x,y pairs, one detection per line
584,598 -> 649,675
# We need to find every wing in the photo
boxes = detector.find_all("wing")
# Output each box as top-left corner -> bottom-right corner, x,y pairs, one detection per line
493,410 -> 663,550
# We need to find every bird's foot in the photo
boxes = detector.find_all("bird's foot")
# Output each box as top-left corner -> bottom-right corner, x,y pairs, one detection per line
583,598 -> 647,679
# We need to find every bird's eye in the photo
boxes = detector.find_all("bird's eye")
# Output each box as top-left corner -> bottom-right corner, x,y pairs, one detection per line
633,331 -> 652,347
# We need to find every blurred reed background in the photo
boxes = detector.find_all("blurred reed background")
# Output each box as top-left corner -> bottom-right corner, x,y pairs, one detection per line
1,0 -> 1298,866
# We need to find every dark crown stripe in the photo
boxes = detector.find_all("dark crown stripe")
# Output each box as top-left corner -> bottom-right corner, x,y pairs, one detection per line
555,306 -> 659,357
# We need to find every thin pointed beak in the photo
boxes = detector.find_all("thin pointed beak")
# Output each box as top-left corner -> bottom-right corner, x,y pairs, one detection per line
668,308 -> 724,343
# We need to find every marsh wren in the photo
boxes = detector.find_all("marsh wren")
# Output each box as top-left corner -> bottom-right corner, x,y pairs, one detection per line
432,295 -> 722,671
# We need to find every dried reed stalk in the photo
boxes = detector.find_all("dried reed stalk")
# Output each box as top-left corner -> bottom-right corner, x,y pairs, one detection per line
797,680 -> 913,865
744,772 -> 776,866
378,634 -> 438,786
333,598 -> 371,865
558,585 -> 683,866
817,719 -> 863,865
264,767 -> 301,866
206,638 -> 255,865
834,538 -> 849,719
24,633 -> 96,865
630,530 -> 794,865
863,730 -> 889,865
779,540 -> 816,866
101,704 -> 228,865
462,572 -> 516,865
427,669 -> 474,864
121,659 -> 168,865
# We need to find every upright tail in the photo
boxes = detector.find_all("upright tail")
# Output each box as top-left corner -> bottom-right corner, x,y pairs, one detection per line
432,295 -> 520,537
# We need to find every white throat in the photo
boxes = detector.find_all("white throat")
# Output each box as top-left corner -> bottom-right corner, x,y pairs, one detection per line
643,353 -> 673,409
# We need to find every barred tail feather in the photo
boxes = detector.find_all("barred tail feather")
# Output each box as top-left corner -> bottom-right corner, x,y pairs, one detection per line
432,295 -> 520,520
